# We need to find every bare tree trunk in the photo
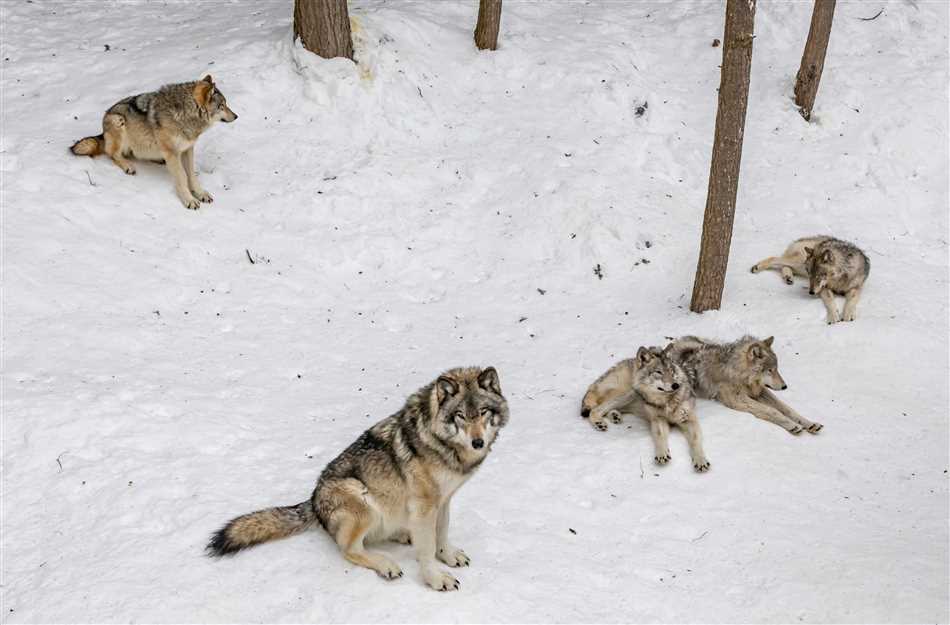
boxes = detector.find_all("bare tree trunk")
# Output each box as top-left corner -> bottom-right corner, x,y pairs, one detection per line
794,0 -> 836,121
689,0 -> 756,313
294,0 -> 354,61
474,0 -> 502,51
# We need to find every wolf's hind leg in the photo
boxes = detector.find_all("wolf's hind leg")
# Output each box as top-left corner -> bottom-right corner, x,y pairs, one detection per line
103,115 -> 135,175
326,484 -> 402,580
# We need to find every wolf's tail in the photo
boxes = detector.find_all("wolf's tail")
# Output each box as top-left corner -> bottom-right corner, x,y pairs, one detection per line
206,500 -> 316,557
70,134 -> 104,156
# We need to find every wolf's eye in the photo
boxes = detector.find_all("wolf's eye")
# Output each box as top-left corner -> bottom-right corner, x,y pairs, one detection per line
454,410 -> 465,420
480,408 -> 493,418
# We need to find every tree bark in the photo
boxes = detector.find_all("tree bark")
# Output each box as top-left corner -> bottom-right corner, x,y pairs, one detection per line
794,0 -> 836,121
474,0 -> 502,51
294,0 -> 354,61
689,0 -> 756,313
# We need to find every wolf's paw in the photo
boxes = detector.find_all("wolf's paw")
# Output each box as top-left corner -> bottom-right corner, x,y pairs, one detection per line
590,418 -> 608,432
806,422 -> 824,434
607,409 -> 623,424
693,458 -> 711,472
123,165 -> 136,175
826,315 -> 840,325
424,568 -> 460,592
192,189 -> 213,203
843,312 -> 856,322
438,547 -> 470,568
787,424 -> 804,435
375,560 -> 403,581
654,452 -> 671,465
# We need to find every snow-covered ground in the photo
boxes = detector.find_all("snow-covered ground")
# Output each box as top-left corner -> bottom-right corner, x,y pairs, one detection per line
2,1 -> 948,622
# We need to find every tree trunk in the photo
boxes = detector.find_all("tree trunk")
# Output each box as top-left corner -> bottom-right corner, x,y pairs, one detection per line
794,0 -> 836,121
689,0 -> 756,313
294,0 -> 354,61
474,0 -> 502,51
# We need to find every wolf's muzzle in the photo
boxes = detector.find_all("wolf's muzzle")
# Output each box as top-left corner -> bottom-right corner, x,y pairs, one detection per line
471,438 -> 484,449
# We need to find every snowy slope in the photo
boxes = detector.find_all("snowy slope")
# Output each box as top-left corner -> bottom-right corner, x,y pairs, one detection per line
2,1 -> 947,622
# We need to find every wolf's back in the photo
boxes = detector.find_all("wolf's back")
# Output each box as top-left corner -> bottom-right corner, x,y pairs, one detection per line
206,501 -> 315,556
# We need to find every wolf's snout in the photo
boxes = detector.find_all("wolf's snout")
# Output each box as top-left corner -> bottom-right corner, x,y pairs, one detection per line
471,438 -> 484,449
809,289 -> 815,295
672,382 -> 680,390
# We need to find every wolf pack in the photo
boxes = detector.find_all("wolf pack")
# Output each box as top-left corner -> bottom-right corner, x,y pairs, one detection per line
71,77 -> 872,591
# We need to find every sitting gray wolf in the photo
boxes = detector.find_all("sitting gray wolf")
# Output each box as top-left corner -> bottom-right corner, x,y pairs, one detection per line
207,367 -> 508,592
751,235 -> 870,324
70,75 -> 237,209
581,346 -> 710,472
669,336 -> 823,435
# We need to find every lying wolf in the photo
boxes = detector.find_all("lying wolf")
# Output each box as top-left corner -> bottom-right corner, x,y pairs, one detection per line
582,346 -> 710,472
669,335 -> 823,435
751,235 -> 870,324
207,367 -> 509,592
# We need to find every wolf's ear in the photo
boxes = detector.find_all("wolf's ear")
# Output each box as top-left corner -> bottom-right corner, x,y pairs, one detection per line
435,376 -> 459,405
763,336 -> 774,347
477,367 -> 501,395
636,346 -> 654,365
202,74 -> 214,84
804,247 -> 814,257
820,249 -> 834,263
749,344 -> 763,360
661,342 -> 675,357
194,80 -> 213,108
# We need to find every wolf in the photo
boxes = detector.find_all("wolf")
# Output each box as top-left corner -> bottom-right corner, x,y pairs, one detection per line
669,335 -> 823,435
751,235 -> 870,324
70,75 -> 237,210
581,346 -> 710,472
206,366 -> 508,592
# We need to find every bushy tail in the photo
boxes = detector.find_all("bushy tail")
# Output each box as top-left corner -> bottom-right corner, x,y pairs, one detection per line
206,501 -> 316,557
70,134 -> 104,156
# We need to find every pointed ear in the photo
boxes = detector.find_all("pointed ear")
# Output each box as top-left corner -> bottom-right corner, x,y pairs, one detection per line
435,375 -> 459,405
749,344 -> 763,360
804,247 -> 814,257
821,249 -> 834,263
662,342 -> 675,357
636,346 -> 654,365
763,336 -> 774,347
202,74 -> 214,84
478,367 -> 501,395
193,80 -> 213,108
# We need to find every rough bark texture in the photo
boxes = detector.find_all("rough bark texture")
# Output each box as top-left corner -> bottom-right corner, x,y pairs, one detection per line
474,0 -> 502,51
689,0 -> 756,313
794,0 -> 836,121
294,0 -> 354,61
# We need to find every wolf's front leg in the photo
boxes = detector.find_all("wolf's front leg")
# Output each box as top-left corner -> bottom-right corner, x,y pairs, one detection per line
720,390 -> 803,435
759,389 -> 823,433
161,145 -> 200,209
842,287 -> 862,322
679,415 -> 710,472
649,418 -> 671,464
410,505 -> 459,591
436,499 -> 469,568
819,288 -> 841,324
182,147 -> 213,203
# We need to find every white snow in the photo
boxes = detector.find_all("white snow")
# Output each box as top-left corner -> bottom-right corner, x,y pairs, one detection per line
2,1 -> 948,622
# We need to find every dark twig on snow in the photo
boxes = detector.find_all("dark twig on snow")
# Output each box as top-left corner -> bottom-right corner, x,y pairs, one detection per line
245,249 -> 255,264
56,452 -> 66,472
691,530 -> 709,542
84,170 -> 96,186
858,8 -> 884,21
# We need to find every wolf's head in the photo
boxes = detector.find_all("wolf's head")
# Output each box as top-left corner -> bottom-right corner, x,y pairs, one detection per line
634,345 -> 688,397
194,75 -> 238,123
428,367 -> 509,460
805,246 -> 840,295
744,336 -> 787,391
